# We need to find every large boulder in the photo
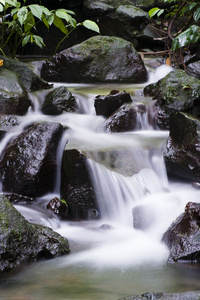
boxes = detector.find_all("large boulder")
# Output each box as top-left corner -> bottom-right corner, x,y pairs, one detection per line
0,195 -> 70,275
83,1 -> 149,41
143,70 -> 200,129
163,112 -> 200,182
60,149 -> 98,220
41,36 -> 148,83
0,122 -> 63,197
162,202 -> 200,263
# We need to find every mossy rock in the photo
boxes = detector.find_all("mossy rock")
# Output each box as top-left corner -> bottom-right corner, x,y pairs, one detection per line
0,195 -> 70,275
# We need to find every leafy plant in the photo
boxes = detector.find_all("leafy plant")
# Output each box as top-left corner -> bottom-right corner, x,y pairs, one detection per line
0,0 -> 100,57
148,0 -> 200,66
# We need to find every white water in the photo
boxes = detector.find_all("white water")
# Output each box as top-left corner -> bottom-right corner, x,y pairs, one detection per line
2,64 -> 200,299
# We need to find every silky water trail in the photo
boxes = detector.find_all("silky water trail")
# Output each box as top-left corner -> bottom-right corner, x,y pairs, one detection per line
1,65 -> 200,300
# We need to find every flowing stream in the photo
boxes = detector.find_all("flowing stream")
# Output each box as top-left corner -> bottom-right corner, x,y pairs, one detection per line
1,64 -> 200,299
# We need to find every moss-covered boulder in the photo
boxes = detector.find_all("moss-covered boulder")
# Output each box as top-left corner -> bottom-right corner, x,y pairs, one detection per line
0,195 -> 70,275
163,112 -> 200,182
144,70 -> 200,129
41,36 -> 148,83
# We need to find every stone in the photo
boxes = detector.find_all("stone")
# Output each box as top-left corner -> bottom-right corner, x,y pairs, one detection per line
41,36 -> 148,83
0,122 -> 63,197
94,90 -> 132,118
0,195 -> 70,275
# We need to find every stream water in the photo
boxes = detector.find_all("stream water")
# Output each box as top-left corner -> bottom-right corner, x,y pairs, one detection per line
1,64 -> 200,299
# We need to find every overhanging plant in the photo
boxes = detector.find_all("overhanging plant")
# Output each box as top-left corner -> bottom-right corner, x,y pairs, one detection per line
0,0 -> 100,57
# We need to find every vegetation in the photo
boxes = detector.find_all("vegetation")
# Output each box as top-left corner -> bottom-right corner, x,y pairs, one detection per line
149,0 -> 200,67
0,0 -> 100,57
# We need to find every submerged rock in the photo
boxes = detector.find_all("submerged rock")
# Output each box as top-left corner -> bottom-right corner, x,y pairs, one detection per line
94,90 -> 132,118
41,86 -> 78,115
119,291 -> 200,300
60,149 -> 98,220
163,112 -> 200,182
0,122 -> 63,197
41,36 -> 148,83
144,70 -> 200,129
162,202 -> 200,263
0,195 -> 70,275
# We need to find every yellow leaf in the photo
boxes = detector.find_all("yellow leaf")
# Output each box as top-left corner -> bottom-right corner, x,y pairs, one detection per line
0,59 -> 4,67
166,57 -> 171,66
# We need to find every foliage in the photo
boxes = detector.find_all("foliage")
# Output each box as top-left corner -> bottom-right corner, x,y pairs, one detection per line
149,0 -> 200,52
0,0 -> 100,57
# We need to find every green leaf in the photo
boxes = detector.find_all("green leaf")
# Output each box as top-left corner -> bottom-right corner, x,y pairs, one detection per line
0,3 -> 3,11
28,4 -> 43,20
157,8 -> 164,17
0,0 -> 5,6
172,25 -> 200,50
17,6 -> 28,25
22,35 -> 30,46
193,7 -> 200,21
32,35 -> 45,48
181,2 -> 197,15
24,12 -> 35,32
148,7 -> 161,18
53,14 -> 68,35
82,20 -> 100,33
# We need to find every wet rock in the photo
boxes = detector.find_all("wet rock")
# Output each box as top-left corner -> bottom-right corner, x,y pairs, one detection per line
162,202 -> 200,263
60,149 -> 98,220
46,197 -> 68,220
119,291 -> 200,300
41,86 -> 78,115
3,193 -> 35,204
131,0 -> 169,11
83,1 -> 149,41
143,70 -> 200,129
41,36 -> 148,83
94,90 -> 132,118
163,112 -> 200,182
0,56 -> 51,91
0,195 -> 70,275
0,122 -> 63,197
186,60 -> 200,80
0,115 -> 18,130
0,69 -> 31,115
105,104 -> 140,133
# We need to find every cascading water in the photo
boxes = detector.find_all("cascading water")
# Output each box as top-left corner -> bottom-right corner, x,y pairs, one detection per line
1,64 -> 200,300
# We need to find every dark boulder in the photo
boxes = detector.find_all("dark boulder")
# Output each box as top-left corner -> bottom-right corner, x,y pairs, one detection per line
60,149 -> 98,220
94,90 -> 132,118
0,122 -> 63,197
0,68 -> 31,115
3,193 -> 35,204
46,197 -> 68,220
0,56 -> 51,91
41,36 -> 148,83
162,202 -> 200,263
186,60 -> 200,80
83,0 -> 149,41
143,70 -> 200,129
163,112 -> 200,182
105,104 -> 141,133
41,86 -> 78,115
0,195 -> 70,275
